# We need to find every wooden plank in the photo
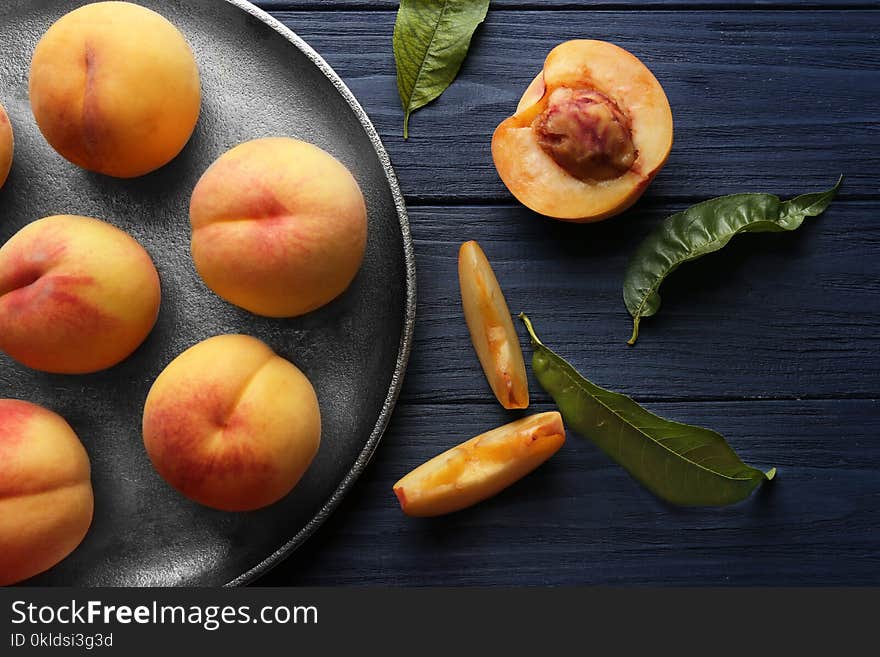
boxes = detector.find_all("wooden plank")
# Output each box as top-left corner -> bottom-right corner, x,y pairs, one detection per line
257,2 -> 880,10
257,399 -> 880,585
396,201 -> 879,404
268,10 -> 880,201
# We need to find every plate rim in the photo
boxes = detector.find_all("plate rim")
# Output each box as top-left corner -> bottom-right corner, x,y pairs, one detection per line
216,0 -> 416,587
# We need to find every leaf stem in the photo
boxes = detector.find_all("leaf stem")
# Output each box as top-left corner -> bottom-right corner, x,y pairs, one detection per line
627,318 -> 640,346
518,313 -> 543,348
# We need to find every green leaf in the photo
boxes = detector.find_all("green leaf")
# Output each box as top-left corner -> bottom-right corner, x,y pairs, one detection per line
393,0 -> 490,139
623,176 -> 843,344
520,314 -> 776,507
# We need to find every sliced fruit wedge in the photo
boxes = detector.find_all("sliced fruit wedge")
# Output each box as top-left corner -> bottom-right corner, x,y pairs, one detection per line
459,240 -> 529,409
393,411 -> 565,517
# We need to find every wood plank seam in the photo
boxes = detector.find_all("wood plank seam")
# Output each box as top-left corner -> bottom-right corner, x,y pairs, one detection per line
258,3 -> 880,11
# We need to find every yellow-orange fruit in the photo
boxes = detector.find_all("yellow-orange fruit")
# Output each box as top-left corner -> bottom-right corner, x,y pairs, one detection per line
0,399 -> 93,586
29,1 -> 201,178
0,102 -> 13,189
394,412 -> 565,517
143,335 -> 322,512
190,137 -> 367,318
459,240 -> 529,409
492,40 -> 673,222
0,215 -> 161,374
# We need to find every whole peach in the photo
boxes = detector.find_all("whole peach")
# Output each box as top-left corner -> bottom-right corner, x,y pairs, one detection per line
0,215 -> 161,374
0,399 -> 93,586
29,2 -> 201,178
190,138 -> 367,318
143,334 -> 322,512
0,102 -> 12,189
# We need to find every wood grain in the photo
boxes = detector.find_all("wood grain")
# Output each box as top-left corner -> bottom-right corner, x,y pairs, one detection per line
259,399 -> 880,585
248,4 -> 880,586
268,10 -> 879,202
399,201 -> 879,403
257,2 -> 880,10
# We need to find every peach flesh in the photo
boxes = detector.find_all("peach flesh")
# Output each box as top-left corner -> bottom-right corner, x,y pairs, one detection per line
458,240 -> 529,410
0,103 -> 12,189
143,334 -> 322,512
0,215 -> 161,374
492,40 -> 674,222
393,412 -> 566,517
29,1 -> 201,178
190,137 -> 367,318
0,399 -> 93,586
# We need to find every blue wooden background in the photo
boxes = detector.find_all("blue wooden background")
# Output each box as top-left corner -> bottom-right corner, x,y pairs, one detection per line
255,1 -> 880,585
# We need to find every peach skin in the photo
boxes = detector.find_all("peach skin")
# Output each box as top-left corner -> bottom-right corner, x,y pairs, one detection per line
29,1 -> 201,178
394,412 -> 565,517
143,334 -> 322,512
190,137 -> 367,318
0,399 -> 93,586
492,40 -> 674,222
0,215 -> 161,374
0,102 -> 12,189
459,240 -> 529,409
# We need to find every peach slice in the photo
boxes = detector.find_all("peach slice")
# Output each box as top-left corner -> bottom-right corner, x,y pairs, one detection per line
492,40 -> 674,222
0,399 -> 93,585
0,102 -> 12,189
393,412 -> 565,517
459,240 -> 529,409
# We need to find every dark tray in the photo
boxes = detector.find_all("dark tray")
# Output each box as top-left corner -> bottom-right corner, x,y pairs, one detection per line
0,0 -> 415,586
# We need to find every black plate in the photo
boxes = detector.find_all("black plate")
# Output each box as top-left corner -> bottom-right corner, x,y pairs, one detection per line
0,0 -> 415,586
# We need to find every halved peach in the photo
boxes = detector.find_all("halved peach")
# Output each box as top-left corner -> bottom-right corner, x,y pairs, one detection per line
492,40 -> 674,222
0,102 -> 12,189
393,412 -> 565,517
459,240 -> 529,409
